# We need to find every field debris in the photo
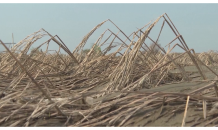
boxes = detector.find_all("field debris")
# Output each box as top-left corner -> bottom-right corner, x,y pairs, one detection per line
1,13 -> 218,126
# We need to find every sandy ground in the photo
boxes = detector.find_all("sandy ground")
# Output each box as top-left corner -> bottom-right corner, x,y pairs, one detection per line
124,65 -> 218,126
89,65 -> 218,126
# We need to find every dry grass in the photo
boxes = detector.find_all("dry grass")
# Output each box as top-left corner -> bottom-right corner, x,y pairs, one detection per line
0,13 -> 218,126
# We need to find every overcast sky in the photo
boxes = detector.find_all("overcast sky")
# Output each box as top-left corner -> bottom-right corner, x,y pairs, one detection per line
1,3 -> 218,53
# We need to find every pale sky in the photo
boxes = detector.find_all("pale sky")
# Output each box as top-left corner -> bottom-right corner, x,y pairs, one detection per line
1,3 -> 218,53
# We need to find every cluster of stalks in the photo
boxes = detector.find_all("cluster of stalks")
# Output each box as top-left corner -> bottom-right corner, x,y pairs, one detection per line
0,13 -> 218,126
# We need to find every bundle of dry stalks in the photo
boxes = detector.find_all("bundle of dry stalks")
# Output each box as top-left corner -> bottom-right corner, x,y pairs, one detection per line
1,13 -> 218,126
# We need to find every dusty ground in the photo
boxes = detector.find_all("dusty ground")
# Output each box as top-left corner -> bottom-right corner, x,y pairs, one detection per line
85,65 -> 218,127
125,65 -> 218,127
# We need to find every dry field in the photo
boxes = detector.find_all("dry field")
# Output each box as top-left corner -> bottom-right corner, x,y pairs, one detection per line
0,13 -> 218,126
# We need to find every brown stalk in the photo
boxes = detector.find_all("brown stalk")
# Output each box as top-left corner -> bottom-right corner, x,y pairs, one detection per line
181,96 -> 190,127
0,40 -> 65,116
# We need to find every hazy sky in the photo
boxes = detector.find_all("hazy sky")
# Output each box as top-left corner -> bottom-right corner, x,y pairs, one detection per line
1,3 -> 218,53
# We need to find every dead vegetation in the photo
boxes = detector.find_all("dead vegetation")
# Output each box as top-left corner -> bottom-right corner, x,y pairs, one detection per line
0,13 -> 218,126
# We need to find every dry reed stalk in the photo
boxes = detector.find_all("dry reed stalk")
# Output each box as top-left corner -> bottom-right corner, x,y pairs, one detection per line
0,40 -> 65,116
1,13 -> 218,126
203,100 -> 207,119
181,96 -> 190,127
